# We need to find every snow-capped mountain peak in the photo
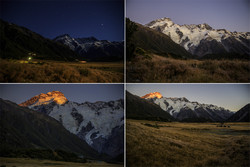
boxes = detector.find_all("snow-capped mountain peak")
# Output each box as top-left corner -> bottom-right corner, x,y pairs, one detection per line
19,91 -> 68,107
146,17 -> 250,57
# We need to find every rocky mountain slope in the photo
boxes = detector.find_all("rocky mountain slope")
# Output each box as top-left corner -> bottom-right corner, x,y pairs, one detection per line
54,34 -> 124,61
146,17 -> 250,58
141,92 -> 233,122
126,91 -> 175,121
227,104 -> 250,122
19,91 -> 124,158
0,19 -> 80,61
0,98 -> 100,159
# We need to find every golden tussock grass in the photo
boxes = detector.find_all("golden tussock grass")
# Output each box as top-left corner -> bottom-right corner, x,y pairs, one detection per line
126,120 -> 250,167
0,59 -> 124,83
126,54 -> 250,83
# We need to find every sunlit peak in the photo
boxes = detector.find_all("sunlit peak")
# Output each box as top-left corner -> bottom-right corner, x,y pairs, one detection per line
141,92 -> 163,99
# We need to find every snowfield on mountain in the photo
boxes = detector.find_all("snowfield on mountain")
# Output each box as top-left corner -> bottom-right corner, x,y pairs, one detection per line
141,92 -> 233,121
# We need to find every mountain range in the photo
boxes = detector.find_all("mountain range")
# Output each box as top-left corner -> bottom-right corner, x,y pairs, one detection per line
127,91 -> 249,122
146,17 -> 250,58
19,91 -> 124,159
142,92 -> 233,122
0,98 -> 100,160
54,34 -> 124,62
0,19 -> 123,62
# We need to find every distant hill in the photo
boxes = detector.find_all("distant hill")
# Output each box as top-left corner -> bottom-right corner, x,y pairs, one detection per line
126,91 -> 175,121
0,19 -> 81,61
0,98 -> 100,160
227,104 -> 250,122
127,19 -> 193,59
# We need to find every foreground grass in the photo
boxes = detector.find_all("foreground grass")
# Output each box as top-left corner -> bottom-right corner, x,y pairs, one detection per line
0,59 -> 124,83
126,120 -> 250,167
0,157 -> 123,167
127,54 -> 250,82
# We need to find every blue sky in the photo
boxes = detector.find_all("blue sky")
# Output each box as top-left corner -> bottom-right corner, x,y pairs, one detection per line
0,0 -> 124,41
126,84 -> 250,111
0,84 -> 124,104
126,0 -> 250,32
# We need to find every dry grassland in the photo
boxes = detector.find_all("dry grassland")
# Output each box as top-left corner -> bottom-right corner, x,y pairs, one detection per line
126,119 -> 250,167
0,59 -> 124,83
127,54 -> 250,83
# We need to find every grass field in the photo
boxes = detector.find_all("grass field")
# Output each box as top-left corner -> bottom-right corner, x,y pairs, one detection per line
0,157 -> 123,167
126,119 -> 250,167
127,54 -> 250,83
0,59 -> 124,83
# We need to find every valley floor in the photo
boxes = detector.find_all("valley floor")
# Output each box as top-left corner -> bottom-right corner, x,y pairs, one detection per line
127,54 -> 250,83
126,119 -> 250,167
0,157 -> 123,167
0,59 -> 124,83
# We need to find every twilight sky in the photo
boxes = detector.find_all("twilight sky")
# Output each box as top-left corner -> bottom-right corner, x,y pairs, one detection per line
0,0 -> 124,41
126,84 -> 250,111
126,0 -> 250,32
0,84 -> 124,104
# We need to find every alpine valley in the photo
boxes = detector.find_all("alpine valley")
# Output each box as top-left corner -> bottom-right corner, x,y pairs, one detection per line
126,18 -> 250,83
19,91 -> 124,160
126,91 -> 250,167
